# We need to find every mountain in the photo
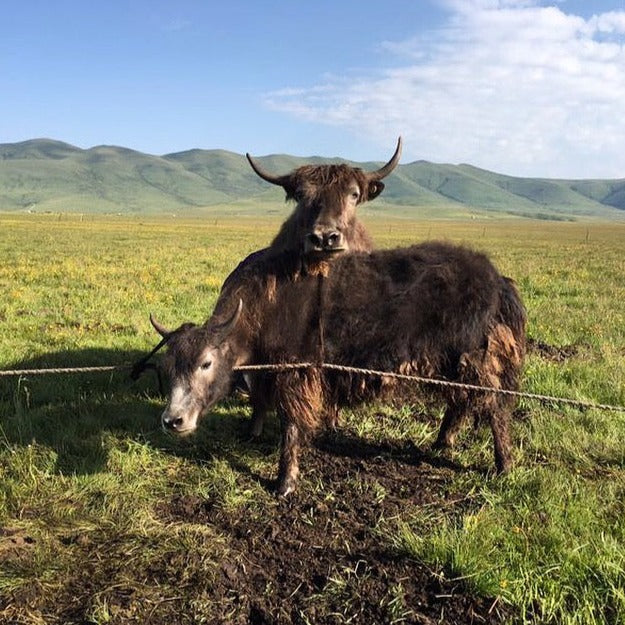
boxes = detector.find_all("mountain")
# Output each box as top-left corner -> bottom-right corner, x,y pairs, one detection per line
1,138 -> 624,220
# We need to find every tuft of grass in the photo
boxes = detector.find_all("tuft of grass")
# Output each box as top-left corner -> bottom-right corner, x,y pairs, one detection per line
393,466 -> 625,624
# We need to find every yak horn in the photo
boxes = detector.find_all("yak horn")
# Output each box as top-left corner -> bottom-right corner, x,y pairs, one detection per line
218,298 -> 243,336
246,153 -> 287,186
150,313 -> 173,338
370,136 -> 402,180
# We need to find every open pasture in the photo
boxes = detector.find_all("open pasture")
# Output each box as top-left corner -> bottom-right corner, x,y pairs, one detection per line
1,213 -> 625,624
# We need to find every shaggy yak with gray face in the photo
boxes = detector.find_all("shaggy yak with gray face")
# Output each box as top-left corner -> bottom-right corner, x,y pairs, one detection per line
150,241 -> 526,496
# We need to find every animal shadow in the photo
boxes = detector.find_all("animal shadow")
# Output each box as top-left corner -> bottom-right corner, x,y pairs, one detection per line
314,428 -> 465,473
0,347 -> 164,475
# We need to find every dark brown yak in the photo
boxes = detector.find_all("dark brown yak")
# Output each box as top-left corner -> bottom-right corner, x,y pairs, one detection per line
150,241 -> 526,496
245,137 -> 402,264
225,138 -> 402,434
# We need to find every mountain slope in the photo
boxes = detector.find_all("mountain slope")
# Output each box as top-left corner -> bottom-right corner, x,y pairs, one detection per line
1,138 -> 624,219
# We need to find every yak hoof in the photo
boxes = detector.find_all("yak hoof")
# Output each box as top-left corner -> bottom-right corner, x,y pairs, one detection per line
276,478 -> 297,497
431,438 -> 452,451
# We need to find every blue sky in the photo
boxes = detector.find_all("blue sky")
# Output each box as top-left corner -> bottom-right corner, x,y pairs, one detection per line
2,0 -> 624,177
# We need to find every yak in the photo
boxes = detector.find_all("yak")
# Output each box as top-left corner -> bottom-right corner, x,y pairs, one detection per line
149,241 -> 526,496
244,137 -> 402,265
132,140 -> 403,433
225,138 -> 402,434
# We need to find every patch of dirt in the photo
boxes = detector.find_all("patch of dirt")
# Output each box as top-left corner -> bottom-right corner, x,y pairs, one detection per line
156,434 -> 512,625
2,434 -> 515,624
0,527 -> 36,565
527,337 -> 580,362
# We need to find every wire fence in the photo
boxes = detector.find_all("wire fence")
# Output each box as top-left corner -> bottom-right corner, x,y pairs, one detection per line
1,360 -> 624,413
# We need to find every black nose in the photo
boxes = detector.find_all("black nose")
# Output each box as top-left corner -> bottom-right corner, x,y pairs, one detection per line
164,417 -> 184,431
306,232 -> 324,250
306,230 -> 344,252
324,231 -> 341,248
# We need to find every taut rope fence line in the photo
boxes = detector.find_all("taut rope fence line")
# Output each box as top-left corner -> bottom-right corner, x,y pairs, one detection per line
1,361 -> 624,414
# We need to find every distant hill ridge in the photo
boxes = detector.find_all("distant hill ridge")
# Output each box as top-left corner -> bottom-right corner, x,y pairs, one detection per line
1,138 -> 624,220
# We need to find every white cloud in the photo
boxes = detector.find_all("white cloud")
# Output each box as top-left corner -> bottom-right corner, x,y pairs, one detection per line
265,2 -> 625,178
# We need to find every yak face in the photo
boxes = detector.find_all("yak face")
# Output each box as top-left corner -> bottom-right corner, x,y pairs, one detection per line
246,137 -> 402,258
151,302 -> 242,436
286,165 -> 375,256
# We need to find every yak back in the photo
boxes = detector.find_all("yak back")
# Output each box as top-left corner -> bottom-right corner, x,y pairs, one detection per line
318,242 -> 504,379
219,241 -> 509,384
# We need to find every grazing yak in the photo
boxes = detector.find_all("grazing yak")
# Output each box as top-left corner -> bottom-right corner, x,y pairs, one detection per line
132,140 -> 403,432
149,241 -> 526,496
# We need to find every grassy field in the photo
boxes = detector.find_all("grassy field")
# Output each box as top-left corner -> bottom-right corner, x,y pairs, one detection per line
1,213 -> 625,624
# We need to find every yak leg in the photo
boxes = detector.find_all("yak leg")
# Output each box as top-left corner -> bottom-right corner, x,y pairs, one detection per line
277,408 -> 301,497
249,374 -> 272,438
434,396 -> 471,450
477,324 -> 521,473
325,403 -> 340,430
484,395 -> 513,473
275,367 -> 324,496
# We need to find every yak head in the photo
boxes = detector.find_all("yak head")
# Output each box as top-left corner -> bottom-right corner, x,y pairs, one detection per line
149,300 -> 242,435
246,137 -> 402,257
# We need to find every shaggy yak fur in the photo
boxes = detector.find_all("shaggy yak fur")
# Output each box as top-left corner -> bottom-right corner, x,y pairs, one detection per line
220,139 -> 402,430
236,137 -> 402,276
152,241 -> 527,496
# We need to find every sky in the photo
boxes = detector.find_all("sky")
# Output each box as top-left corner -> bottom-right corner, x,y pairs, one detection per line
2,0 -> 625,178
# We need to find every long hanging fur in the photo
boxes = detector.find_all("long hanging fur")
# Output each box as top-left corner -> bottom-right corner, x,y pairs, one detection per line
159,241 -> 526,493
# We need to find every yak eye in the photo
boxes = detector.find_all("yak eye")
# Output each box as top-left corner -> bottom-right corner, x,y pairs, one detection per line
200,361 -> 212,371
350,190 -> 360,200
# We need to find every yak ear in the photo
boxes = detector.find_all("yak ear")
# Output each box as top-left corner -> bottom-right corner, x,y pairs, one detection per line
150,314 -> 172,338
367,180 -> 385,200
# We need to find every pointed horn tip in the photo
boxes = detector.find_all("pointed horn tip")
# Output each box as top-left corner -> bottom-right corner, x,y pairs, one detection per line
393,135 -> 403,158
371,137 -> 403,180
246,152 -> 286,186
149,313 -> 172,338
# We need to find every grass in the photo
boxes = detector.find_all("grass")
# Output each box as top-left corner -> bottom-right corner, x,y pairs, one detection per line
1,212 -> 625,623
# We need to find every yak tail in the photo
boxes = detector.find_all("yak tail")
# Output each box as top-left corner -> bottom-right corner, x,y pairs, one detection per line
498,276 -> 527,356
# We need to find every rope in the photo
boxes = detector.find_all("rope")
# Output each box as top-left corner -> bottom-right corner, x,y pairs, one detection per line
1,360 -> 624,413
0,365 -> 125,377
319,363 -> 625,413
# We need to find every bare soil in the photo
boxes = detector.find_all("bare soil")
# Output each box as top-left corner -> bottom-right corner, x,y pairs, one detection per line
527,337 -> 581,362
153,434 -> 512,625
2,431 -> 515,624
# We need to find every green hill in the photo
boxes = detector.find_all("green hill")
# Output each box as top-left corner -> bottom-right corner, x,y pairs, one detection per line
1,138 -> 624,220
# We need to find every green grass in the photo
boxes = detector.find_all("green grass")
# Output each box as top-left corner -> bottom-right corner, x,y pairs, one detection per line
1,213 -> 625,623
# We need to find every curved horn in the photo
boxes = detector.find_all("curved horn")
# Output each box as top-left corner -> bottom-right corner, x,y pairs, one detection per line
216,298 -> 243,337
246,153 -> 287,187
150,313 -> 173,338
370,136 -> 402,180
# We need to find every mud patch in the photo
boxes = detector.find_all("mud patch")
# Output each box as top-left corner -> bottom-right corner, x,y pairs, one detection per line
3,435 -> 515,624
0,527 -> 36,565
527,337 -> 580,362
157,436 -> 512,624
